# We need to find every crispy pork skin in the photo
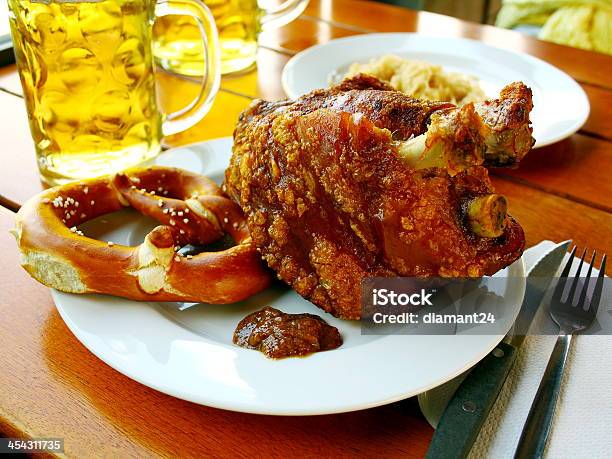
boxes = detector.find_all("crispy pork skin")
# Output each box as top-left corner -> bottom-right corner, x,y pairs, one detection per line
225,76 -> 529,319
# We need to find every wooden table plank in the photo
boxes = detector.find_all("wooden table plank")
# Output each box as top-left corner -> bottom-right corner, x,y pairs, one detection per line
156,71 -> 252,147
493,134 -> 612,213
220,48 -> 289,101
0,205 -> 432,457
493,177 -> 612,276
259,16 -> 356,53
304,0 -> 612,90
581,84 -> 612,141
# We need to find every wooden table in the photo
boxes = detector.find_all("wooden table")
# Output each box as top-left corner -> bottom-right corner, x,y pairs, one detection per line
0,0 -> 611,456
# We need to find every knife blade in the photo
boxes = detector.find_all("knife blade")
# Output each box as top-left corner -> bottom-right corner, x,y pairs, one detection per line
425,240 -> 571,459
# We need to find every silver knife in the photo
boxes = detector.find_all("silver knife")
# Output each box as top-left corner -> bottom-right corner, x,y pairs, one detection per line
425,241 -> 571,459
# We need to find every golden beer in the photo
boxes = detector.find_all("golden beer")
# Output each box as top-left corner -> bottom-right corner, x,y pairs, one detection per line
9,0 -> 220,185
155,0 -> 259,75
154,0 -> 308,75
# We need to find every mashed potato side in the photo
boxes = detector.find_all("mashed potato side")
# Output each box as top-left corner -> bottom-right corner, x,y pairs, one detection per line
346,55 -> 486,105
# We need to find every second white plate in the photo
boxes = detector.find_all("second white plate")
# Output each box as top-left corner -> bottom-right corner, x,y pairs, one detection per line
282,33 -> 590,148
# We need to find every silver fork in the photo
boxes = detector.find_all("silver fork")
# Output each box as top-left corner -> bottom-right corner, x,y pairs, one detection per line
514,246 -> 607,459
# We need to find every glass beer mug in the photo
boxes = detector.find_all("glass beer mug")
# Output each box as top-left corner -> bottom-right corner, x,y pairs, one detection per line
154,0 -> 309,75
8,0 -> 220,186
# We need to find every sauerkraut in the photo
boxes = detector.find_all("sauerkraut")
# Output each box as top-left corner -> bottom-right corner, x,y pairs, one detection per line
346,55 -> 486,105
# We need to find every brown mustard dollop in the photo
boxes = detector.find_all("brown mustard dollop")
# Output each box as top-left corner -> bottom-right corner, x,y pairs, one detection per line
233,306 -> 342,359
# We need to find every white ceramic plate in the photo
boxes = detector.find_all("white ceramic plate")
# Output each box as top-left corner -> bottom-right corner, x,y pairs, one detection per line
281,33 -> 590,148
52,137 -> 526,415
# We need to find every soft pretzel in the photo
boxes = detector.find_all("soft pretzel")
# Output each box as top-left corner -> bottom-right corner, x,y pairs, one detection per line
13,166 -> 271,304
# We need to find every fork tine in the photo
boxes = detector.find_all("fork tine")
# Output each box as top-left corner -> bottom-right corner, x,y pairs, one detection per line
561,246 -> 577,277
589,254 -> 607,314
567,248 -> 588,306
577,250 -> 596,310
552,246 -> 577,303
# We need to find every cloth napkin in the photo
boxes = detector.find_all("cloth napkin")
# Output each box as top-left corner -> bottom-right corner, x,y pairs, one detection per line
418,241 -> 612,458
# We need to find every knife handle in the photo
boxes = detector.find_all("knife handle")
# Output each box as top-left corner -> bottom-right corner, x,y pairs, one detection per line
513,334 -> 572,459
426,341 -> 518,459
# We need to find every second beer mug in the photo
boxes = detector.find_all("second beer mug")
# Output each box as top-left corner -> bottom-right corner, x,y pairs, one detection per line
8,0 -> 221,185
154,0 -> 309,75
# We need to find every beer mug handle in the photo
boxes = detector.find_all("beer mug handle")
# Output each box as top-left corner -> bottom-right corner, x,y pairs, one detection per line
155,0 -> 221,136
259,0 -> 310,30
